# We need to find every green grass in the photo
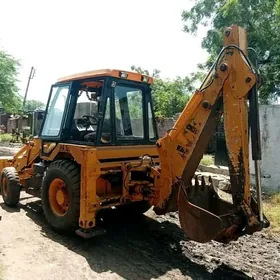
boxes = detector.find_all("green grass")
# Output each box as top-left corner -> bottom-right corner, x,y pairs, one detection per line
0,133 -> 13,143
264,193 -> 280,233
200,154 -> 214,166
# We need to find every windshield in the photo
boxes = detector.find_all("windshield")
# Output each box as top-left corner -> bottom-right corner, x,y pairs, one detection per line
41,85 -> 70,137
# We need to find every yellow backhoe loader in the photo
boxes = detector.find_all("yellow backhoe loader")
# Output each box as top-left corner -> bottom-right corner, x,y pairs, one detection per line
0,25 -> 269,243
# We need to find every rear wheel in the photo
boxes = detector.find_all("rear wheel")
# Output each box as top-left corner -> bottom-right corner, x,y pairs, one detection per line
41,160 -> 80,233
0,167 -> 21,207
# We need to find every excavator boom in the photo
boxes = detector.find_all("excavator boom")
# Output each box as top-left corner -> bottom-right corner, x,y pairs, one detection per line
153,25 -> 269,243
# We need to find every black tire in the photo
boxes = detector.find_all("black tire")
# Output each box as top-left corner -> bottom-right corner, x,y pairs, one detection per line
41,160 -> 80,233
117,201 -> 151,217
0,167 -> 21,207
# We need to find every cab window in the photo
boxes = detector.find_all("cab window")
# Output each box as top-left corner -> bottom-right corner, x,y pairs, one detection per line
114,85 -> 144,141
41,85 -> 69,137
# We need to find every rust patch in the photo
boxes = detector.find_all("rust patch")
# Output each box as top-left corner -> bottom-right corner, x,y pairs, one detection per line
186,123 -> 198,134
227,148 -> 245,205
176,145 -> 188,158
153,179 -> 180,215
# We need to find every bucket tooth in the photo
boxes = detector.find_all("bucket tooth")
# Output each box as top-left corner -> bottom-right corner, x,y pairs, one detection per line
194,175 -> 199,187
201,176 -> 206,191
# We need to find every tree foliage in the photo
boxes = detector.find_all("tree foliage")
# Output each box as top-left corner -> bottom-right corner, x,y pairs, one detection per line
152,77 -> 193,117
0,50 -> 22,112
131,65 -> 160,78
182,0 -> 280,103
24,99 -> 46,111
131,65 -> 194,117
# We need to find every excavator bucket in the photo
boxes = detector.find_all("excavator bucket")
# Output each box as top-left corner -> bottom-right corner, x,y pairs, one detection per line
178,176 -> 245,243
177,175 -> 270,243
178,191 -> 224,243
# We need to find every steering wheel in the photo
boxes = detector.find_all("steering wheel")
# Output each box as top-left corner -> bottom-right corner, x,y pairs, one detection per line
81,115 -> 98,129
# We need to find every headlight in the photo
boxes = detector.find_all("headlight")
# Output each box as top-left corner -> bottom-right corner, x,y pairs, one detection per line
141,75 -> 149,83
119,71 -> 128,79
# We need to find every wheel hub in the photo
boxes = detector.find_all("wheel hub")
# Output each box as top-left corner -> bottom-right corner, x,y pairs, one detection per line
49,178 -> 69,216
56,189 -> 67,206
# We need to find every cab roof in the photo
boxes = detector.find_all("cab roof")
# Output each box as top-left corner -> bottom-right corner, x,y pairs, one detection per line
57,69 -> 153,84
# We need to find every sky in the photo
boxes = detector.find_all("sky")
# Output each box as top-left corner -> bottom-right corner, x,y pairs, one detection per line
0,0 -> 208,104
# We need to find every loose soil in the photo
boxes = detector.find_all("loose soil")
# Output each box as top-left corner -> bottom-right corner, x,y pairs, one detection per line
0,146 -> 279,280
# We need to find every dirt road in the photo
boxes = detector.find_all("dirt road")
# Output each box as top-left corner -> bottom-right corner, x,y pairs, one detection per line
0,145 -> 279,280
0,194 -> 279,280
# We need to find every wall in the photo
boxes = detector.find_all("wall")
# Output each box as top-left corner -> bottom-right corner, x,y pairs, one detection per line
249,105 -> 280,192
0,114 -> 9,131
156,118 -> 176,137
6,117 -> 29,133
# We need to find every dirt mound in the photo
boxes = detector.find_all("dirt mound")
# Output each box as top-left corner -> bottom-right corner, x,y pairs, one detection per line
157,212 -> 280,280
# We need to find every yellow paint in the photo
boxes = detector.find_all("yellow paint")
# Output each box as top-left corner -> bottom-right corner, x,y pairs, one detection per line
0,25 -> 265,241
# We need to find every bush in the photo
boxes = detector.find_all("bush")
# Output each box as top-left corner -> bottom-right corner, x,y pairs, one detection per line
0,133 -> 12,143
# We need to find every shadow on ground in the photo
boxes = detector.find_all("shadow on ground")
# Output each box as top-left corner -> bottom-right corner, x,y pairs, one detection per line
1,199 -> 252,280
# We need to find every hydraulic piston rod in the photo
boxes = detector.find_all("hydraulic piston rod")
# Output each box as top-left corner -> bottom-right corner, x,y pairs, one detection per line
249,84 -> 263,222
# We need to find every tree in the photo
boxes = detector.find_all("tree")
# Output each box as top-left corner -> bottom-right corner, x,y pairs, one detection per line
152,76 -> 192,117
24,99 -> 45,111
131,65 -> 160,78
131,66 -> 194,117
182,0 -> 280,104
0,50 -> 22,112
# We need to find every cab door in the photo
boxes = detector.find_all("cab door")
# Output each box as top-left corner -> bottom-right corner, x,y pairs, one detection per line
39,83 -> 72,142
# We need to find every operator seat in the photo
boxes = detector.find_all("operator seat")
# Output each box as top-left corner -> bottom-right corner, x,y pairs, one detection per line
83,118 -> 122,143
84,131 -> 97,142
84,119 -> 111,143
70,119 -> 88,141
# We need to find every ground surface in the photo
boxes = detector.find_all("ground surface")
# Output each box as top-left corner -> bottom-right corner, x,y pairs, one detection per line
0,145 -> 279,280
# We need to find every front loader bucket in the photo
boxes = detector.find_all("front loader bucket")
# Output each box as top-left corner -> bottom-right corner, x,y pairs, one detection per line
177,177 -> 241,243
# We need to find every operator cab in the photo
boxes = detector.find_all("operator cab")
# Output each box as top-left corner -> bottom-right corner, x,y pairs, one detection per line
40,69 -> 158,146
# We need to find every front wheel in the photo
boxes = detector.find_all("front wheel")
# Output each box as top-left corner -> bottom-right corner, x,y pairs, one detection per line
0,167 -> 21,207
41,160 -> 80,233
